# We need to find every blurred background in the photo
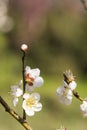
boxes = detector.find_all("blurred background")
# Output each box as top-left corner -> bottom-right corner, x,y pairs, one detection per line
0,0 -> 87,130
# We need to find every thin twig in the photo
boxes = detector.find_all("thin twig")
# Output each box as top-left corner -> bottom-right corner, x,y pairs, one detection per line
22,50 -> 26,120
0,96 -> 32,130
72,90 -> 83,102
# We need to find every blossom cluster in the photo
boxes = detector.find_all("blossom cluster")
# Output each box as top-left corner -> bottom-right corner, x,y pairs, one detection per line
56,70 -> 77,105
10,44 -> 87,119
11,66 -> 44,116
56,70 -> 87,117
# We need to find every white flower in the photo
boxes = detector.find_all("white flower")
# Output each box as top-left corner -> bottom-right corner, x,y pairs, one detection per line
11,80 -> 23,106
80,98 -> 87,117
63,80 -> 77,90
25,66 -> 44,91
22,93 -> 42,116
56,86 -> 73,105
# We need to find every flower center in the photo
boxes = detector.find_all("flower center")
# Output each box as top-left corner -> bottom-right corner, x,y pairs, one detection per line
25,74 -> 35,86
26,97 -> 36,107
63,89 -> 68,97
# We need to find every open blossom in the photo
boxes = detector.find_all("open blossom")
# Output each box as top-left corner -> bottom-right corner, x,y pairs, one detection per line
11,80 -> 23,106
56,86 -> 73,105
22,93 -> 42,116
56,79 -> 76,105
80,98 -> 87,117
56,70 -> 77,105
25,66 -> 44,91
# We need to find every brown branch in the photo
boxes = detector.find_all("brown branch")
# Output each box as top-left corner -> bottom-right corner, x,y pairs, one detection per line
80,0 -> 87,10
0,96 -> 33,130
22,50 -> 26,120
72,90 -> 83,102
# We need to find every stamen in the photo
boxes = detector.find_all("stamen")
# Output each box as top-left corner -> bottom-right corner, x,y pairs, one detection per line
26,97 -> 36,107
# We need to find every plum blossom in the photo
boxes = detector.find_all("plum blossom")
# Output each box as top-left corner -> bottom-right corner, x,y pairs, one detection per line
56,70 -> 77,106
22,93 -> 42,116
11,80 -> 23,106
56,86 -> 73,105
80,98 -> 87,117
25,66 -> 44,91
56,79 -> 77,105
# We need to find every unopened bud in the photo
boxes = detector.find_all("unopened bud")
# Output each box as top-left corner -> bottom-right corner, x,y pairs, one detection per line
21,44 -> 28,51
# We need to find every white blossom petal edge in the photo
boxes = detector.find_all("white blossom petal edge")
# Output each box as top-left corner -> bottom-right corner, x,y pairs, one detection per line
25,66 -> 44,91
69,81 -> 77,90
63,80 -> 77,90
11,81 -> 23,106
56,86 -> 73,105
22,93 -> 42,116
80,99 -> 87,117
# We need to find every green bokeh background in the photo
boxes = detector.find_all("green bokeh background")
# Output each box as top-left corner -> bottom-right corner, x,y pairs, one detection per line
0,1 -> 87,130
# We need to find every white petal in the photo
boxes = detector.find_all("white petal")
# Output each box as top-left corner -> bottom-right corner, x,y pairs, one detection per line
22,100 -> 27,110
25,66 -> 31,74
64,98 -> 72,105
25,66 -> 31,70
23,93 -> 30,99
16,88 -> 23,97
33,77 -> 44,87
13,97 -> 18,107
31,93 -> 40,101
58,95 -> 72,105
56,86 -> 72,105
32,102 -> 42,112
56,86 -> 64,95
80,101 -> 87,110
69,81 -> 77,90
67,89 -> 73,96
25,109 -> 35,116
80,100 -> 87,117
31,68 -> 40,77
80,104 -> 85,111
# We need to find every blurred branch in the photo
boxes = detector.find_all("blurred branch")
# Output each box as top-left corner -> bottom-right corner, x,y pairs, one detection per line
0,96 -> 33,130
72,90 -> 83,102
80,0 -> 87,10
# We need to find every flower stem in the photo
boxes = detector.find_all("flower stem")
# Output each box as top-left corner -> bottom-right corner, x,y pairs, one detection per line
72,90 -> 84,102
0,96 -> 32,130
22,50 -> 26,120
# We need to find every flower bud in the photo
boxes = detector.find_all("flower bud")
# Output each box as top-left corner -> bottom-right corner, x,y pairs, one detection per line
21,44 -> 28,51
